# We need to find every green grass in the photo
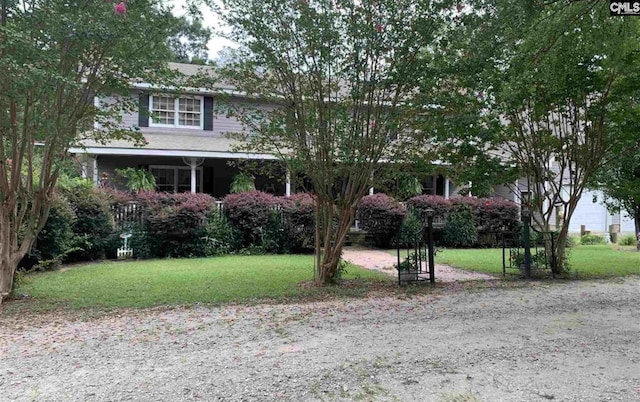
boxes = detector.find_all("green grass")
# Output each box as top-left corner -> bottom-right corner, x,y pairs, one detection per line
431,244 -> 639,278
8,255 -> 390,312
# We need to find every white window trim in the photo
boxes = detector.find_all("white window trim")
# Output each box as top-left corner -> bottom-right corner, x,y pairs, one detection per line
149,95 -> 204,130
150,165 -> 204,193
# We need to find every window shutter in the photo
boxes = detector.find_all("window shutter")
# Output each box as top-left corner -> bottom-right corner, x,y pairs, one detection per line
139,93 -> 150,127
203,96 -> 213,131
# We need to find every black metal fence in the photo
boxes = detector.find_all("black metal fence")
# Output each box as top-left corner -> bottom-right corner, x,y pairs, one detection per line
501,231 -> 557,276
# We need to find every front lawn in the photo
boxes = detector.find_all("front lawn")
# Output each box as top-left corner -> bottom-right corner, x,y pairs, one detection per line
7,255 -> 390,312
433,244 -> 639,278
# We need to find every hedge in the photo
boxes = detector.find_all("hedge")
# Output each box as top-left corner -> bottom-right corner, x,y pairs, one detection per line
223,191 -> 278,248
357,193 -> 406,248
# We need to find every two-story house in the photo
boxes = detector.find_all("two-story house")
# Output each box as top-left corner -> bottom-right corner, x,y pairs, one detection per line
70,62 -> 461,200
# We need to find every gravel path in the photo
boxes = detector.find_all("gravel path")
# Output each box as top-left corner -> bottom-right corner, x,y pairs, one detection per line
1,277 -> 639,401
342,246 -> 496,282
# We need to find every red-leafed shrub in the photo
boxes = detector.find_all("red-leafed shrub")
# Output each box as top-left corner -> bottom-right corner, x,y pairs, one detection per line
405,194 -> 520,247
278,193 -> 316,252
406,195 -> 452,229
357,193 -> 406,247
132,192 -> 215,258
223,191 -> 277,247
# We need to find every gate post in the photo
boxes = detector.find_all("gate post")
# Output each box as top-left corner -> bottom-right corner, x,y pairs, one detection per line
522,207 -> 532,278
426,208 -> 435,284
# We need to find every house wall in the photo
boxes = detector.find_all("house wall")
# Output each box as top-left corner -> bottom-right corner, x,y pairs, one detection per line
568,189 -> 635,234
98,90 -> 254,138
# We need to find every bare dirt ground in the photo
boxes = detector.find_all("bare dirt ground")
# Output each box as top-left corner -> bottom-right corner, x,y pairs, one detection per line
1,276 -> 639,401
342,246 -> 496,282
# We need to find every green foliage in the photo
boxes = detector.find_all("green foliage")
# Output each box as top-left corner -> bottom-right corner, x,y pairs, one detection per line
20,195 -> 77,271
229,172 -> 256,193
580,234 -> 605,246
0,0 -> 211,298
396,210 -> 423,246
619,234 -> 637,247
59,179 -> 115,261
214,0 -> 447,283
442,208 -> 477,248
115,168 -> 157,193
203,212 -> 241,256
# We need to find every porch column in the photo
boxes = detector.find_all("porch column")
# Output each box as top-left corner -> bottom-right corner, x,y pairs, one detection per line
432,175 -> 437,195
369,172 -> 374,195
285,169 -> 291,196
468,181 -> 472,196
92,157 -> 99,187
190,158 -> 197,194
444,177 -> 450,199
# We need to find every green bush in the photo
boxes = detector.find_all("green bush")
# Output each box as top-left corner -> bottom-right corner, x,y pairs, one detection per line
396,209 -> 423,246
60,179 -> 115,261
580,234 -> 605,245
20,194 -> 77,271
619,234 -> 637,246
442,207 -> 477,247
203,212 -> 241,256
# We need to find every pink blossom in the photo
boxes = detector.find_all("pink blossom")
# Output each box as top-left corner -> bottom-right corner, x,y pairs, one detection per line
114,2 -> 126,15
375,24 -> 384,33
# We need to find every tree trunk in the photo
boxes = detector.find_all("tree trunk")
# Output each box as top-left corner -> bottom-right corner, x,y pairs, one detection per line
634,205 -> 640,251
553,223 -> 571,276
314,198 -> 355,285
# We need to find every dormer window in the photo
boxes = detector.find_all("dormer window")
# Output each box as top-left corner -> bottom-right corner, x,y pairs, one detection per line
149,95 -> 203,129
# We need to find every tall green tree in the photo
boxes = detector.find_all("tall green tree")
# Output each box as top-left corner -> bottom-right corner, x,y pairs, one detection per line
213,0 -> 445,284
0,0 -> 202,301
590,147 -> 640,250
423,0 -> 640,273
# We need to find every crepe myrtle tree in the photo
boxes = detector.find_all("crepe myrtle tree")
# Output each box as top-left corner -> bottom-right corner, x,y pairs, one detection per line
421,0 -> 640,273
212,0 -> 446,284
0,0 -> 204,301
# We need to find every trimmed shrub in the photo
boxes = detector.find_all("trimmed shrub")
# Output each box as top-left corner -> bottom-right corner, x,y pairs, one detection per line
442,207 -> 477,247
406,195 -> 451,226
20,194 -> 77,270
134,192 -> 215,258
279,193 -> 315,252
357,193 -> 406,248
580,234 -> 605,245
223,191 -> 277,247
60,179 -> 115,261
406,194 -> 520,246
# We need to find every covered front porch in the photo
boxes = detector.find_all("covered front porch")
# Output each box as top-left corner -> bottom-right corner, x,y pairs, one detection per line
73,148 -> 290,198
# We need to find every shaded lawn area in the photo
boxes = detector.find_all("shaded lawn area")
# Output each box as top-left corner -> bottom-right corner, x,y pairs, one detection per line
7,255 -> 390,312
432,244 -> 639,278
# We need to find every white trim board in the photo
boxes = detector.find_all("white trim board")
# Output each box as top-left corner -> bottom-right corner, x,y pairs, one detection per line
68,147 -> 279,160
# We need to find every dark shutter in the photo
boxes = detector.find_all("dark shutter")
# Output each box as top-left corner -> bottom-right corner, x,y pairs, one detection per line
139,93 -> 150,127
203,96 -> 213,131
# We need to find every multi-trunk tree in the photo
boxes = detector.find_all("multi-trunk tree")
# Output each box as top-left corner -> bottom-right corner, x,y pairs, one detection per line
0,0 -> 206,301
213,0 -> 447,284
424,0 -> 640,273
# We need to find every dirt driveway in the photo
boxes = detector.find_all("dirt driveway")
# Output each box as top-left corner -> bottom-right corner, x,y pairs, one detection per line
1,276 -> 639,401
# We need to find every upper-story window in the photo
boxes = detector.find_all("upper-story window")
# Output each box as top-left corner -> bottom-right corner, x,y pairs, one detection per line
149,95 -> 203,129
